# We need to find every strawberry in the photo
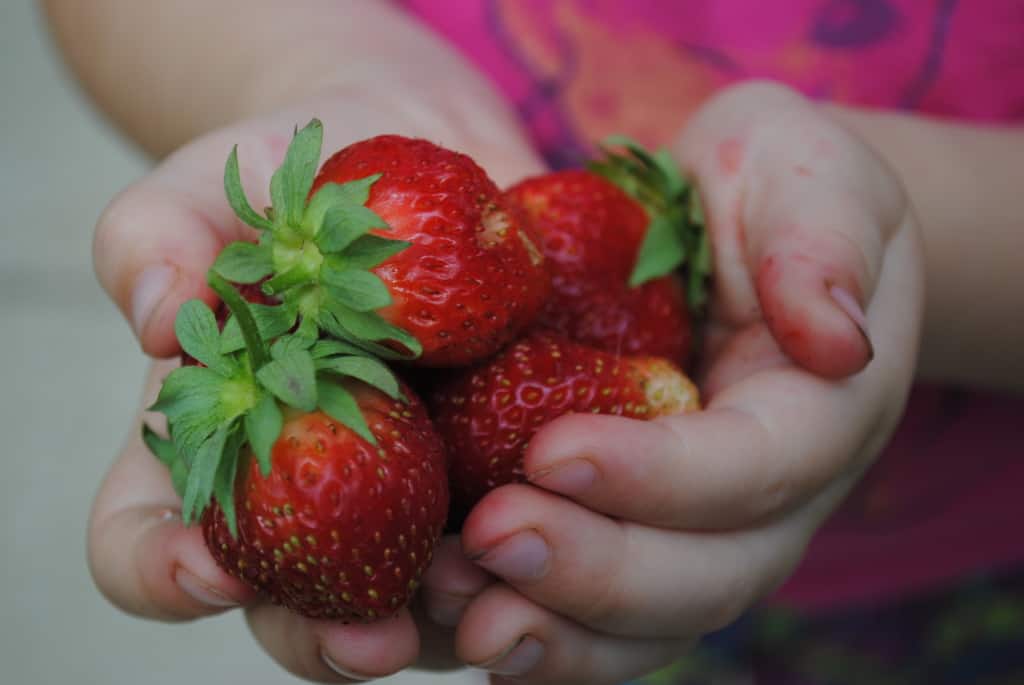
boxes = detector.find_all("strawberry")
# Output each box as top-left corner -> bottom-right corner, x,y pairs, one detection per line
430,331 -> 699,520
506,170 -> 693,361
203,387 -> 447,621
143,272 -> 448,621
505,139 -> 710,364
213,121 -> 548,367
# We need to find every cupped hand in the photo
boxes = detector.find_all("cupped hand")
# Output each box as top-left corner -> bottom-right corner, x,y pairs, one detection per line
88,88 -> 543,683
420,81 -> 926,685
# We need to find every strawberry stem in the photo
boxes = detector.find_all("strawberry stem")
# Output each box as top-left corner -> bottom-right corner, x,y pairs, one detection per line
208,271 -> 270,369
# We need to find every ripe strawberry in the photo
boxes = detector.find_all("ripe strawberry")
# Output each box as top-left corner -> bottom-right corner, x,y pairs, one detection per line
203,386 -> 448,621
505,169 -> 693,361
214,121 -> 548,367
430,331 -> 700,519
144,272 -> 448,621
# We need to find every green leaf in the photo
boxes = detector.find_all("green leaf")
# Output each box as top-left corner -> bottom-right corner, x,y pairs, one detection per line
320,263 -> 392,312
150,366 -> 231,457
224,146 -> 274,231
174,300 -> 234,376
213,426 -> 245,538
269,119 -> 323,228
341,235 -> 410,270
305,175 -> 383,233
207,271 -> 270,369
310,339 -> 370,359
142,424 -> 179,469
270,334 -> 315,360
220,303 -> 298,354
317,380 -> 376,445
244,392 -> 282,477
316,204 -> 388,254
317,309 -> 420,361
322,302 -> 423,359
170,459 -> 190,501
629,214 -> 686,287
212,241 -> 274,284
256,349 -> 317,411
317,355 -> 403,400
182,422 -> 231,526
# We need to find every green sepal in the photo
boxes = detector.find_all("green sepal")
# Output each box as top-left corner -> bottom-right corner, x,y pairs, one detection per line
174,300 -> 234,376
310,339 -> 374,359
244,392 -> 282,477
219,303 -> 298,354
317,380 -> 376,445
150,366 -> 232,458
316,355 -> 403,401
212,241 -> 274,284
224,146 -> 274,231
270,333 -> 316,360
315,203 -> 388,254
320,264 -> 392,312
212,426 -> 245,538
182,422 -> 232,526
142,424 -> 189,498
319,303 -> 422,360
269,119 -> 323,228
629,215 -> 686,287
590,135 -> 711,317
208,271 -> 270,370
256,348 -> 317,411
340,235 -> 410,270
305,176 -> 381,231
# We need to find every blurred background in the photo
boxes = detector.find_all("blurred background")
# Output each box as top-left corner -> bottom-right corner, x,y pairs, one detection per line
0,4 -> 471,683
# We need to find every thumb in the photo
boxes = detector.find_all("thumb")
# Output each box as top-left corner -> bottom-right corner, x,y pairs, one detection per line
750,211 -> 877,379
92,127 -> 281,357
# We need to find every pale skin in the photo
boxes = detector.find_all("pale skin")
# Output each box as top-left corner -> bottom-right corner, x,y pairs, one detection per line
42,1 -> 1023,683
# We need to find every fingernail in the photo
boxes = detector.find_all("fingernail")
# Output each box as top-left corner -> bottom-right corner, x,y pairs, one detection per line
320,649 -> 372,681
423,590 -> 471,627
528,459 -> 597,495
829,285 -> 874,359
470,531 -> 550,582
131,265 -> 177,338
175,567 -> 238,608
474,636 -> 545,677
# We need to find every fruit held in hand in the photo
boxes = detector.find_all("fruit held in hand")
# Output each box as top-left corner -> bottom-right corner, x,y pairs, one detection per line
506,169 -> 694,362
203,386 -> 448,621
216,122 -> 548,367
430,331 -> 700,519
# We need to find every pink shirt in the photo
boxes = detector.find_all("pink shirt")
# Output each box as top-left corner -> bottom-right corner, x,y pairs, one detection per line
401,0 -> 1024,612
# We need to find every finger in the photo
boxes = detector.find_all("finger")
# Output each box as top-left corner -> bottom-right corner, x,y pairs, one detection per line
246,603 -> 420,682
88,362 -> 256,620
93,123 -> 283,357
676,81 -> 906,378
460,484 -> 813,638
456,584 -> 688,685
419,535 -> 496,628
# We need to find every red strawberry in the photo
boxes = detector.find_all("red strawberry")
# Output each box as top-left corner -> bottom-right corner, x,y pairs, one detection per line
203,383 -> 448,621
214,121 -> 548,368
144,272 -> 448,621
505,169 -> 693,362
430,331 -> 699,519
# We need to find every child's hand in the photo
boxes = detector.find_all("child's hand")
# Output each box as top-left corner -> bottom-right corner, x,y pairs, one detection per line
420,81 -> 925,684
87,92 -> 543,682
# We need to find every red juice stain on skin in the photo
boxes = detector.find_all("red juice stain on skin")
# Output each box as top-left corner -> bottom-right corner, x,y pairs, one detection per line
265,134 -> 291,162
716,137 -> 745,177
794,164 -> 813,177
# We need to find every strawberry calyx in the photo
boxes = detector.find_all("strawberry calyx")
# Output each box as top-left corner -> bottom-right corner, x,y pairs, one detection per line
143,270 -> 409,537
215,119 -> 422,361
589,136 -> 711,316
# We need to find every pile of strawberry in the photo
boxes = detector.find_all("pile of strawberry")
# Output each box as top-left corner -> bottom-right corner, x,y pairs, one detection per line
144,121 -> 709,623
